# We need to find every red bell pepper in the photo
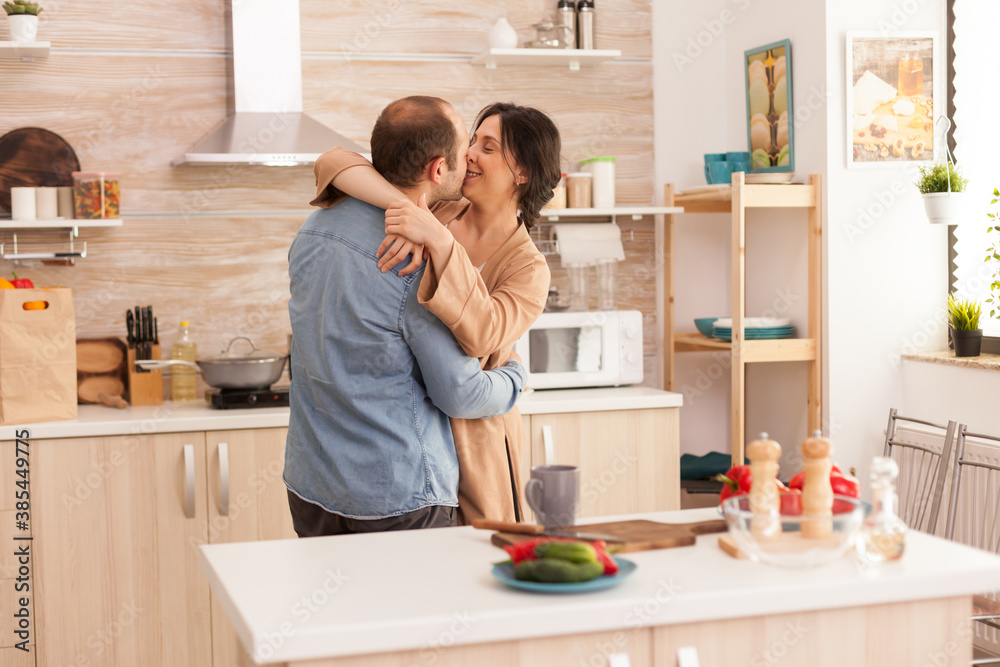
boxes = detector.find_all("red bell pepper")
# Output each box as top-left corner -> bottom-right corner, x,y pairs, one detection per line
10,272 -> 33,289
714,465 -> 753,503
503,537 -> 553,564
831,472 -> 860,498
502,537 -> 619,575
591,540 -> 619,575
789,467 -> 859,499
778,487 -> 802,515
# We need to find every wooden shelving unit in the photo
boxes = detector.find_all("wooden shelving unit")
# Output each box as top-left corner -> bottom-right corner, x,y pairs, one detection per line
664,172 -> 823,466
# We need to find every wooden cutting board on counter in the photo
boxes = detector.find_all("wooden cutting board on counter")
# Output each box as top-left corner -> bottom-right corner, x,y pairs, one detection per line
491,519 -> 728,554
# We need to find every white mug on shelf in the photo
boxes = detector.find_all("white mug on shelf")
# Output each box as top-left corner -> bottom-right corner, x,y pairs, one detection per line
36,187 -> 58,219
10,187 -> 37,222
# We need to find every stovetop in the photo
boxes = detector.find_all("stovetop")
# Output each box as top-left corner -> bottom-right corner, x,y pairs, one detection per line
206,386 -> 290,409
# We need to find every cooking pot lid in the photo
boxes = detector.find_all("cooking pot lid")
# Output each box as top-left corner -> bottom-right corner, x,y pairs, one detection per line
199,336 -> 285,363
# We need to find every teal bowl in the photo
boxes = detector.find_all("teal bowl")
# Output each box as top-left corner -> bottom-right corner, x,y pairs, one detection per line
694,318 -> 718,338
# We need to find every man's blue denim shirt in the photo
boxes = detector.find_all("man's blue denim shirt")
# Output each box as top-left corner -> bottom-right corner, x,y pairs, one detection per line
284,197 -> 526,519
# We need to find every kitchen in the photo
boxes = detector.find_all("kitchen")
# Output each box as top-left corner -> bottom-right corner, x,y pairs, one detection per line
3,0 -> 1000,665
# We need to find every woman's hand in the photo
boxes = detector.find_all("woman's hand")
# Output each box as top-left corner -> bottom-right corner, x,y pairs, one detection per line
376,235 -> 425,275
384,194 -> 452,248
379,193 -> 454,275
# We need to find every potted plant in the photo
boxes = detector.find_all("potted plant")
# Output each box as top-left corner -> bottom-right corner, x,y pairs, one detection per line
948,294 -> 982,357
3,0 -> 41,42
916,161 -> 968,225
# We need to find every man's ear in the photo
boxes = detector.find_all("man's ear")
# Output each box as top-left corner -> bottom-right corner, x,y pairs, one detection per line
426,157 -> 447,185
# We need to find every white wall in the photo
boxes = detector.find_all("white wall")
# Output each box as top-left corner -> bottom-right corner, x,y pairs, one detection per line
902,360 -> 1000,433
824,0 -> 948,484
652,0 -> 733,461
653,0 -> 827,473
654,0 -> 950,481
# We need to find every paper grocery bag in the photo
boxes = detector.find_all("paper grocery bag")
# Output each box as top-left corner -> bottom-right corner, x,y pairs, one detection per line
0,288 -> 77,425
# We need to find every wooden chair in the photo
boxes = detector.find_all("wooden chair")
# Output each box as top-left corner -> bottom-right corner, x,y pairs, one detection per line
945,424 -> 1000,665
882,408 -> 959,534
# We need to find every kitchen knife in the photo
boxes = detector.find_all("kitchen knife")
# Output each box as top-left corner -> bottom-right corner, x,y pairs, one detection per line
471,519 -> 624,543
126,310 -> 135,349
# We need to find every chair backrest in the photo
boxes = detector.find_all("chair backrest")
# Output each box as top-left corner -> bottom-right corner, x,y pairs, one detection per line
946,425 -> 1000,554
883,408 -> 959,534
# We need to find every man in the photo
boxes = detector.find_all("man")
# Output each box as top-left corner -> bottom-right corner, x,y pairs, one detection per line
284,96 -> 526,537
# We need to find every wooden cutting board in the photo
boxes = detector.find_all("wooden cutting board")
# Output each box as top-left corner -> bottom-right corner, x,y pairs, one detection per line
0,127 -> 81,212
76,338 -> 129,406
490,519 -> 729,554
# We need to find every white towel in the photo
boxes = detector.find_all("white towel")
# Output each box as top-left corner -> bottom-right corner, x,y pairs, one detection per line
551,223 -> 625,266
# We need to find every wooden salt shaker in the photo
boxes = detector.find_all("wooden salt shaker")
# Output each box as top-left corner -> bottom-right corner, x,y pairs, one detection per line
747,432 -> 782,540
801,430 -> 834,539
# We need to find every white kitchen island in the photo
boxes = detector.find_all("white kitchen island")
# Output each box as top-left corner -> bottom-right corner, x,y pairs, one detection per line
200,508 -> 1000,666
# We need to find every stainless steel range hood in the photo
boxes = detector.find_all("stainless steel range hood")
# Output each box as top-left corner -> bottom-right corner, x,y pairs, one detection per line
172,0 -> 364,166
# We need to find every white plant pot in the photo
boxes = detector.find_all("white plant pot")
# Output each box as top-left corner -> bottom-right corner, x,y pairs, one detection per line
7,14 -> 39,42
488,18 -> 518,49
922,191 -> 968,225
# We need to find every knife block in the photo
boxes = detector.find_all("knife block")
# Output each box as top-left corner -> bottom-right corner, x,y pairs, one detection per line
126,345 -> 163,406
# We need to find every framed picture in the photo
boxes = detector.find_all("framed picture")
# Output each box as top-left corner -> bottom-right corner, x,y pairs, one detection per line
744,39 -> 794,174
846,32 -> 939,168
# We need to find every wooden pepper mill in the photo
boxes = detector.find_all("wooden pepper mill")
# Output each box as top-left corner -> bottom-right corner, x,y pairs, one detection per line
747,432 -> 782,540
801,429 -> 834,539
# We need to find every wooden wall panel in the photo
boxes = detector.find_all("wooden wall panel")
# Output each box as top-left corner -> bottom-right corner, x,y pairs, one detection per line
304,60 -> 654,203
300,0 -> 652,58
0,0 -> 655,387
35,0 -> 652,55
32,0 -> 227,50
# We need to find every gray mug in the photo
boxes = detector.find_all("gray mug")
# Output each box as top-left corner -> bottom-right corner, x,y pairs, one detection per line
525,465 -> 579,528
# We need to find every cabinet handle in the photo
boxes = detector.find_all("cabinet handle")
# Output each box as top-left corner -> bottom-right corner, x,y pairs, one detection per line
608,654 -> 633,667
542,424 -> 554,465
218,442 -> 230,516
183,444 -> 195,519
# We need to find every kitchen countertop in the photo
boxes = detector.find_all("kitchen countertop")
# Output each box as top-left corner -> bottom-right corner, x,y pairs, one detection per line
199,507 -> 1000,664
0,386 -> 682,441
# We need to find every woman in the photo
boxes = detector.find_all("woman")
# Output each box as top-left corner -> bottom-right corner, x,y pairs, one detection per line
310,102 -> 561,524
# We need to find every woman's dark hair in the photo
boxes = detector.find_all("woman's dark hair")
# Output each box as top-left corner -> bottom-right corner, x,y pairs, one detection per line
472,102 -> 561,228
372,96 -> 459,188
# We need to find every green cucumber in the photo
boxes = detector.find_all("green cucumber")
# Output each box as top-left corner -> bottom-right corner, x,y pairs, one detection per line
513,558 -> 604,583
533,541 -> 598,564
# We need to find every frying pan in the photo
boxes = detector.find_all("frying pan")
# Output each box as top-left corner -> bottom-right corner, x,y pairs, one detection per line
135,336 -> 288,389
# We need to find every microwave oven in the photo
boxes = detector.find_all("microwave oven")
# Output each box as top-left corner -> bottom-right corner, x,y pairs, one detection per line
513,310 -> 643,389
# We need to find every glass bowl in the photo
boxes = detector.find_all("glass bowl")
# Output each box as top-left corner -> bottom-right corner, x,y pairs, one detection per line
722,495 -> 865,568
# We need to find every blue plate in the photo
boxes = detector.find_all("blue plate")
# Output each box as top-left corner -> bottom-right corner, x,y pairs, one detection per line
491,556 -> 637,593
694,317 -> 719,337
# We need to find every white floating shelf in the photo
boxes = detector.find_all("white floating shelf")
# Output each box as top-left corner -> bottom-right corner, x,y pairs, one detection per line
537,206 -> 684,221
0,40 -> 50,61
0,218 -> 123,229
472,48 -> 621,71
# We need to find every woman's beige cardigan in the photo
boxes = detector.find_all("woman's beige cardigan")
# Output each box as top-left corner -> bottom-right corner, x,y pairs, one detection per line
312,148 -> 550,523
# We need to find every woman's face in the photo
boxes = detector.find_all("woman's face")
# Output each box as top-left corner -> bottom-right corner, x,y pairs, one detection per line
463,114 -> 522,206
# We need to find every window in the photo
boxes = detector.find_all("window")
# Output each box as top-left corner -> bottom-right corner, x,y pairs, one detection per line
952,0 -> 1000,336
